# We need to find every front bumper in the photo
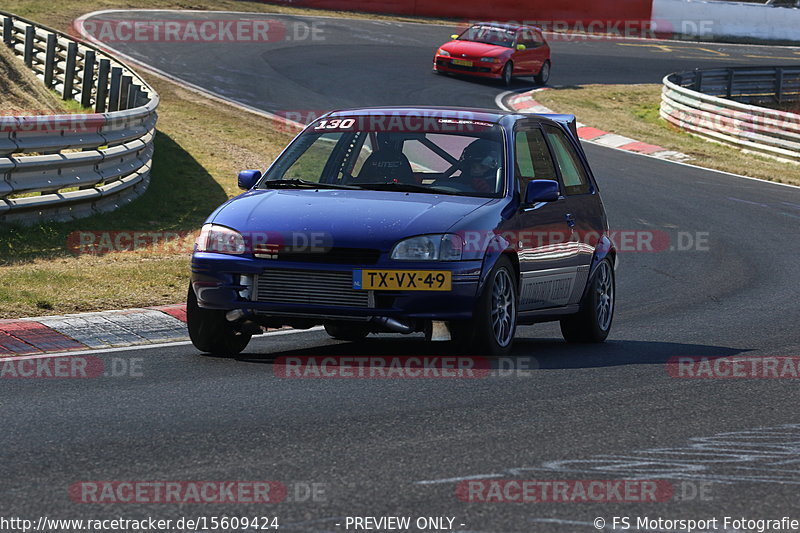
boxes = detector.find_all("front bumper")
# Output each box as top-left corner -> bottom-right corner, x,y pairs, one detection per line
433,56 -> 503,78
191,252 -> 483,321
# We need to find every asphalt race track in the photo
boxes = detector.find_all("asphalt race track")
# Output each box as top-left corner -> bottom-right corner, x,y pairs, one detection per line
2,10 -> 800,532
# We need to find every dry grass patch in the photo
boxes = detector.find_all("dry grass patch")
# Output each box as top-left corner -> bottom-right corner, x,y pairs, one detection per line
0,44 -> 66,114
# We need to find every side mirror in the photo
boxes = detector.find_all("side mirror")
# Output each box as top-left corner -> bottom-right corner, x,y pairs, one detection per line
450,34 -> 459,39
516,44 -> 527,51
238,169 -> 262,190
524,179 -> 560,203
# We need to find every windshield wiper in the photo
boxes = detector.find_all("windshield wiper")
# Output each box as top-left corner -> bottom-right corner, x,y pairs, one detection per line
354,182 -> 460,195
261,178 -> 359,190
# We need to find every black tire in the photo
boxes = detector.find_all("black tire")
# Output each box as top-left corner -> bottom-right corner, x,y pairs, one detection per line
501,61 -> 513,86
534,60 -> 551,86
560,258 -> 615,343
187,285 -> 251,355
454,256 -> 518,357
324,321 -> 371,341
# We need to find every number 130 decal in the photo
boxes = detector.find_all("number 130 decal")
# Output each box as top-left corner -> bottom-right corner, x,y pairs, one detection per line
314,118 -> 356,130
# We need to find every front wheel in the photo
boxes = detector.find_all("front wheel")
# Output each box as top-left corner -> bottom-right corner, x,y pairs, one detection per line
187,285 -> 251,355
534,60 -> 551,85
454,256 -> 518,356
501,61 -> 513,86
560,259 -> 615,343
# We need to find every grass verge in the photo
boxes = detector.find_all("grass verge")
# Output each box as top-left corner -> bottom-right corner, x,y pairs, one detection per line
534,84 -> 800,187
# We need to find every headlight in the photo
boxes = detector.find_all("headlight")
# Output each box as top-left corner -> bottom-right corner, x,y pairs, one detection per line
391,234 -> 463,261
195,224 -> 246,255
480,57 -> 498,63
437,48 -> 451,57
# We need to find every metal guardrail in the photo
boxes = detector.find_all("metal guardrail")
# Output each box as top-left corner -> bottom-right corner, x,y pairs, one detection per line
660,66 -> 800,164
0,11 -> 158,225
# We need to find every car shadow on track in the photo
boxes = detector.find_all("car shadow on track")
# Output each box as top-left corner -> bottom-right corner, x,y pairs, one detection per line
232,334 -> 749,371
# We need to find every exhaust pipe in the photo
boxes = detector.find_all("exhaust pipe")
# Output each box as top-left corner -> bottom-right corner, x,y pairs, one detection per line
373,317 -> 415,334
225,309 -> 262,335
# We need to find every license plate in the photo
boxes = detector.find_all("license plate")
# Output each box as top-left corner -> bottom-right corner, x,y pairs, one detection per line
452,59 -> 473,67
353,270 -> 452,291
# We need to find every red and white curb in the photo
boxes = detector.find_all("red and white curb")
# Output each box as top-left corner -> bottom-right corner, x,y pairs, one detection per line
0,305 -> 188,356
500,89 -> 692,162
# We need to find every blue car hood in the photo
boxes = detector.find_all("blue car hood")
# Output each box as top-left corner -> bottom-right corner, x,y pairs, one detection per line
210,189 -> 493,250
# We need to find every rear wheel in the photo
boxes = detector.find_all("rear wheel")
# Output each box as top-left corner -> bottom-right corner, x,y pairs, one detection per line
534,60 -> 551,85
560,259 -> 615,343
501,61 -> 513,86
187,285 -> 251,355
324,321 -> 371,341
454,256 -> 518,356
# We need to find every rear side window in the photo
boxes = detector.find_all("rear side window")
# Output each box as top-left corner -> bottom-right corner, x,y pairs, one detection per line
514,129 -> 557,193
543,125 -> 591,195
517,29 -> 545,48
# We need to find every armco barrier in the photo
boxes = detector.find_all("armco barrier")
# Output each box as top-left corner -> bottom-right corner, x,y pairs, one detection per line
0,10 -> 158,225
660,67 -> 800,164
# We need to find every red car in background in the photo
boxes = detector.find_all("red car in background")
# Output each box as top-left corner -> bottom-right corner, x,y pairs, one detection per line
433,23 -> 551,86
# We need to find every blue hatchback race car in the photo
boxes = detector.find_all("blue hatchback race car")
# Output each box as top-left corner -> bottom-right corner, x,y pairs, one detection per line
188,107 -> 616,356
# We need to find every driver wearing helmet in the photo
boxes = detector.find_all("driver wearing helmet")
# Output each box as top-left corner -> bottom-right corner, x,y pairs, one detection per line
458,139 -> 502,194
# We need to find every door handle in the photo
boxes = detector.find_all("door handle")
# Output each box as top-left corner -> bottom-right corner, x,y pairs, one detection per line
565,213 -> 576,228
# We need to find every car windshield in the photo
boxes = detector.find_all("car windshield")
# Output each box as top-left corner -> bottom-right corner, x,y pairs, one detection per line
259,114 -> 506,197
458,25 -> 516,48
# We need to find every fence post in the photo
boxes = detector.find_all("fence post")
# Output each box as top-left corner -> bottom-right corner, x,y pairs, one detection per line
95,59 -> 110,113
23,25 -> 33,67
127,84 -> 141,109
63,41 -> 78,100
108,66 -> 122,112
81,50 -> 96,109
726,69 -> 734,99
3,17 -> 12,47
44,33 -> 56,88
119,75 -> 132,111
775,68 -> 784,104
694,69 -> 703,92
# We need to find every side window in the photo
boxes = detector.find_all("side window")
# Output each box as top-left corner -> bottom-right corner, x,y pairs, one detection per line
517,29 -> 543,48
514,129 -> 557,193
543,125 -> 591,195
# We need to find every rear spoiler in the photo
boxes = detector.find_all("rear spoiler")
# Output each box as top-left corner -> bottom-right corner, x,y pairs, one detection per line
538,114 -> 579,140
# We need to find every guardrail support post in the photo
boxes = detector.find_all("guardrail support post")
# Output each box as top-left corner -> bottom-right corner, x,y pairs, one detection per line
127,84 -> 141,109
81,50 -> 96,109
726,69 -> 734,99
23,26 -> 34,67
694,69 -> 703,92
108,66 -> 122,112
44,33 -> 56,88
776,68 -> 784,104
95,59 -> 110,113
2,17 -> 12,47
63,41 -> 78,101
119,75 -> 132,111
